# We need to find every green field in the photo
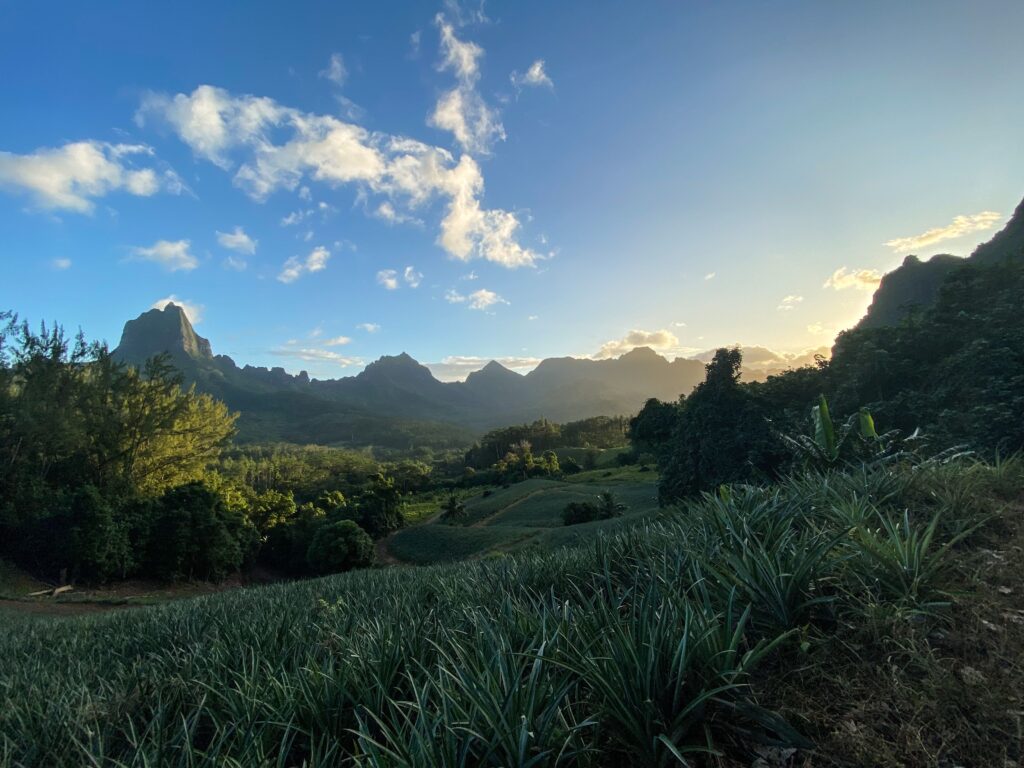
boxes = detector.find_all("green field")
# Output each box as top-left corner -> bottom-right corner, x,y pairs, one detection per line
387,469 -> 661,565
2,460 -> 1021,767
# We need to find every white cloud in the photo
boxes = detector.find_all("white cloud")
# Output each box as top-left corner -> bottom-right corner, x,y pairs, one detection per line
672,321 -> 687,327
138,85 -> 541,269
429,15 -> 505,154
323,335 -> 352,346
281,209 -> 311,226
403,265 -> 423,287
298,185 -> 312,201
52,258 -> 72,270
467,288 -> 506,310
409,30 -> 422,58
0,140 -> 182,213
593,329 -> 680,359
216,225 -> 257,254
374,200 -> 420,225
269,347 -> 362,367
823,267 -> 883,291
151,295 -> 204,324
511,59 -> 553,90
777,294 -> 804,311
357,322 -> 380,333
445,287 -> 507,310
319,53 -> 348,87
278,245 -> 330,283
884,211 -> 1002,253
130,239 -> 198,271
224,255 -> 248,271
704,272 -> 716,281
377,269 -> 399,290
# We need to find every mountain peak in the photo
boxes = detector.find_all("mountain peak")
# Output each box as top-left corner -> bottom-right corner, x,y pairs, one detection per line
972,196 -> 1024,264
113,303 -> 213,366
620,346 -> 664,362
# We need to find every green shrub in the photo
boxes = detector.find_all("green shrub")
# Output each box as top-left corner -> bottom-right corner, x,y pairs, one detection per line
306,520 -> 375,574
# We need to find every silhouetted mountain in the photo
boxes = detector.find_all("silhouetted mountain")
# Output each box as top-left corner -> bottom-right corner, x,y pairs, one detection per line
858,254 -> 963,329
972,196 -> 1024,264
858,195 -> 1024,329
111,304 -> 707,445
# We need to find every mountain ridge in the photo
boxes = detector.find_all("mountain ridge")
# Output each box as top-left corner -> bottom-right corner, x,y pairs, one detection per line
857,194 -> 1024,329
112,304 -> 710,443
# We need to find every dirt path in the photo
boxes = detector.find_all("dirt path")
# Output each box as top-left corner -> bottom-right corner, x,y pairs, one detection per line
0,598 -> 140,617
469,486 -> 572,528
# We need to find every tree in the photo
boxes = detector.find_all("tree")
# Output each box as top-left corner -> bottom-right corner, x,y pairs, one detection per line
562,492 -> 620,526
440,494 -> 467,521
306,520 -> 375,574
354,473 -> 405,538
628,398 -> 680,459
658,348 -> 781,502
145,482 -> 251,581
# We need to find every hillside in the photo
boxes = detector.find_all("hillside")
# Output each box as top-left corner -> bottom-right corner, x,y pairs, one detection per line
1,458 -> 1021,766
858,194 -> 1024,329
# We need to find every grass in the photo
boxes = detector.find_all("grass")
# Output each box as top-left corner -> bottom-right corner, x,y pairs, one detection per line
387,469 -> 660,565
1,457 -> 1021,766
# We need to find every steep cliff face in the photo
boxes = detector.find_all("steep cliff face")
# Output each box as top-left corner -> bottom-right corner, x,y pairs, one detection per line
857,254 -> 963,329
857,195 -> 1024,330
113,303 -> 213,366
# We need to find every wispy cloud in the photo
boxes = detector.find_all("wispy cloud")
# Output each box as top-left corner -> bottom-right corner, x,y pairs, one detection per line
278,245 -> 330,283
429,14 -> 505,154
594,329 -> 680,359
511,59 -> 553,90
777,294 -> 803,311
323,335 -> 351,346
823,267 -> 882,291
318,52 -> 348,87
884,211 -> 1002,253
704,272 -> 716,281
377,269 -> 399,290
403,265 -> 423,287
216,225 -> 257,255
357,322 -> 380,333
52,258 -> 72,270
269,347 -> 362,367
0,140 -> 182,213
445,287 -> 508,310
151,295 -> 204,324
130,239 -> 198,271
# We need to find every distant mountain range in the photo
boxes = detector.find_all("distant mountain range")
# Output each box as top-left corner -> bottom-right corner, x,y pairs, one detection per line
112,193 -> 1024,447
113,305 -> 708,446
858,195 -> 1024,329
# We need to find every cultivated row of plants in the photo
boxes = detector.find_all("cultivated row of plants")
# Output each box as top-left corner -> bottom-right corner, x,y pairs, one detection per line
1,454 -> 1019,766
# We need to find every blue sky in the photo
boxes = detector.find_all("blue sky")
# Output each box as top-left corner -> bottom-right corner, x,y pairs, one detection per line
2,0 -> 1023,380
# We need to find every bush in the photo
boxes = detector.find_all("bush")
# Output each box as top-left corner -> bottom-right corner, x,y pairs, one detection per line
306,520 -> 375,574
145,482 -> 252,581
562,492 -> 620,526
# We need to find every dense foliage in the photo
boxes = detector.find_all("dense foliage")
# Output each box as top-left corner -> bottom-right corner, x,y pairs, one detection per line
636,261 -> 1024,500
464,416 -> 629,469
0,315 -> 410,584
1,457 -> 1020,766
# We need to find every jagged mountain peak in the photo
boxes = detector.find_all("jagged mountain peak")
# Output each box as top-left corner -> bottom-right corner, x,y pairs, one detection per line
113,303 -> 212,366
